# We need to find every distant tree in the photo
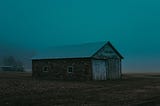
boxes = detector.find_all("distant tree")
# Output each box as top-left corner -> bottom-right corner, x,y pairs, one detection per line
2,56 -> 24,72
3,56 -> 17,66
15,60 -> 24,72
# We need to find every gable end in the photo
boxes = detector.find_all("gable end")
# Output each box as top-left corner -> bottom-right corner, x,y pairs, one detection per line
107,42 -> 123,59
92,41 -> 123,59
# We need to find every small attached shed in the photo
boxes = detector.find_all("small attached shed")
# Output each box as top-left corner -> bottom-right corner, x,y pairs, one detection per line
32,41 -> 123,80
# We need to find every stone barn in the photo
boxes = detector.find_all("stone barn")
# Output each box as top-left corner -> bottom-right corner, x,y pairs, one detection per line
32,41 -> 123,80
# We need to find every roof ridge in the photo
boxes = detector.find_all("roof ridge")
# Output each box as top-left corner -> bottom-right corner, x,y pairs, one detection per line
32,41 -> 110,60
49,41 -> 107,48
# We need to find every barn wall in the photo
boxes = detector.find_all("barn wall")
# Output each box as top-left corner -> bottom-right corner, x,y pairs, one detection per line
92,59 -> 122,80
92,43 -> 122,80
93,43 -> 120,59
32,58 -> 92,80
107,59 -> 121,79
92,59 -> 107,80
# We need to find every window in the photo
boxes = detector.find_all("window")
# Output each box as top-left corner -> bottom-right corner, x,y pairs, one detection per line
67,66 -> 73,73
43,66 -> 49,72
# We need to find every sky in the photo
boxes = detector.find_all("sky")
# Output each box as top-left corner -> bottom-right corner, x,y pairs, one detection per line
0,0 -> 160,72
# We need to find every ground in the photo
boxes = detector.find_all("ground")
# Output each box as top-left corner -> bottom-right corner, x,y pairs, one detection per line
0,72 -> 160,106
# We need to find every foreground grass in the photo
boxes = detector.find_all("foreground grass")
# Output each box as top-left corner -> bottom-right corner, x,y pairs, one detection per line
0,72 -> 160,106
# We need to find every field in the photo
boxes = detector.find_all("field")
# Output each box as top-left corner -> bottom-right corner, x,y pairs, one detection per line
0,72 -> 160,106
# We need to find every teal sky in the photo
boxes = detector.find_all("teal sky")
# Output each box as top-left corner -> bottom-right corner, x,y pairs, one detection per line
0,0 -> 160,72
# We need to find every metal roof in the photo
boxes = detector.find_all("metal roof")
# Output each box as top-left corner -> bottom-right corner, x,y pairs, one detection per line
32,41 -> 107,60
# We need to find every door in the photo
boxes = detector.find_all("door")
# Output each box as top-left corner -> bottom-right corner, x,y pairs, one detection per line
92,60 -> 106,80
107,59 -> 120,79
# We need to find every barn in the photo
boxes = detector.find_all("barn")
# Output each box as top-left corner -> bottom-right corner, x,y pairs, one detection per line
32,41 -> 123,80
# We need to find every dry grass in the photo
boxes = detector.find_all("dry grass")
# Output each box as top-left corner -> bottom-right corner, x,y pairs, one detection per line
0,72 -> 160,106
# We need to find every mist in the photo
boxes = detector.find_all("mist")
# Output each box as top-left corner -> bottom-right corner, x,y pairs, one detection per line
0,0 -> 160,72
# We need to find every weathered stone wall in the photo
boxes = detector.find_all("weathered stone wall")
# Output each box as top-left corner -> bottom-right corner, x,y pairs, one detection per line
32,58 -> 92,80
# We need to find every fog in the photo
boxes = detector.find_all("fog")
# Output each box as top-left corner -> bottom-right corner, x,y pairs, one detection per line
0,0 -> 160,72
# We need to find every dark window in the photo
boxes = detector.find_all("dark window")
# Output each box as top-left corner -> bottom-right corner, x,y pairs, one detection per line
67,66 -> 73,73
43,66 -> 49,72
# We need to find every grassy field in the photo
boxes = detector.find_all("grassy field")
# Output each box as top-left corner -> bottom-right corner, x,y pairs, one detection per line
0,72 -> 160,106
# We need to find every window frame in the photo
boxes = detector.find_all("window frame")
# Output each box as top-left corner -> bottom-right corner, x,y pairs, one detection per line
43,66 -> 49,72
67,66 -> 73,73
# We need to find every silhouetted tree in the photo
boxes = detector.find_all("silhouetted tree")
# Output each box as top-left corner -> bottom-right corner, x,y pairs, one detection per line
3,56 -> 17,66
15,60 -> 24,72
2,56 -> 24,72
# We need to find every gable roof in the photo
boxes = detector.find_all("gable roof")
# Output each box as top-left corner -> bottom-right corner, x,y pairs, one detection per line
107,41 -> 123,59
32,41 -> 123,60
